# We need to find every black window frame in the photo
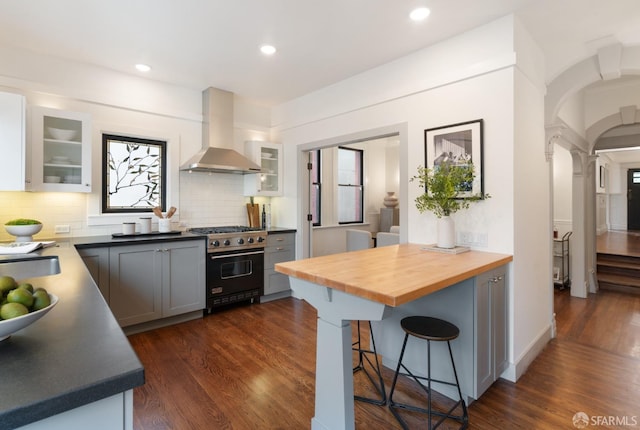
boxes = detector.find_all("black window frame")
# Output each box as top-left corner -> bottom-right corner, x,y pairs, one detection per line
311,149 -> 322,226
337,146 -> 364,225
102,134 -> 167,214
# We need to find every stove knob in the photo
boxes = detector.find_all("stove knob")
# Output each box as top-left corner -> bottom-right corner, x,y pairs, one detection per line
223,239 -> 231,246
247,237 -> 255,244
257,236 -> 265,243
237,238 -> 244,245
212,240 -> 220,247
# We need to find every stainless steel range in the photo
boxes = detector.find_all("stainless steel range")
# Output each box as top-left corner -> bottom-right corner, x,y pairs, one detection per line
188,226 -> 266,312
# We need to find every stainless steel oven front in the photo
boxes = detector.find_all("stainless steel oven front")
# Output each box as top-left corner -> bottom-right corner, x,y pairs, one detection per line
205,248 -> 264,312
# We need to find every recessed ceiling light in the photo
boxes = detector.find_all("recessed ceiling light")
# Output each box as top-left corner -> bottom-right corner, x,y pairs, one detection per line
409,7 -> 431,21
135,64 -> 151,72
260,45 -> 277,55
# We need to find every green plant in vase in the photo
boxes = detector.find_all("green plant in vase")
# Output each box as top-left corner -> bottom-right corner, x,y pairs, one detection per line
411,154 -> 489,248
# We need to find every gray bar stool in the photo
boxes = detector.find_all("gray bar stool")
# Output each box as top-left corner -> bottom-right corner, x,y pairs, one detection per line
388,316 -> 468,429
352,321 -> 386,405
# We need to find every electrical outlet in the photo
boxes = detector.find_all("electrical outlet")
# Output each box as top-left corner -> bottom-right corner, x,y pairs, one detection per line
458,231 -> 473,244
476,233 -> 488,247
54,225 -> 70,234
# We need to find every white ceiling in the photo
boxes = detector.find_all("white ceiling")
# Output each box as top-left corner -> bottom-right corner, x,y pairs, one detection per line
1,0 -> 639,106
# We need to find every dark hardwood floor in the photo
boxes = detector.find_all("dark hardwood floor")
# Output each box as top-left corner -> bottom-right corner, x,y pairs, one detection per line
128,289 -> 640,429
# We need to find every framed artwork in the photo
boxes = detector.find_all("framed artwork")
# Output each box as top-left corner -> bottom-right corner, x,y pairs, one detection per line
102,134 -> 167,213
600,165 -> 605,188
424,119 -> 484,197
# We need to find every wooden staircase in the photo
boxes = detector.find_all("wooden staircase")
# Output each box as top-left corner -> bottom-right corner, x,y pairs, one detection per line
596,253 -> 640,294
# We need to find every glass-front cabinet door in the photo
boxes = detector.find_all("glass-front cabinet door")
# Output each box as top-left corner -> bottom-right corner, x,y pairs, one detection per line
30,106 -> 91,192
243,141 -> 283,196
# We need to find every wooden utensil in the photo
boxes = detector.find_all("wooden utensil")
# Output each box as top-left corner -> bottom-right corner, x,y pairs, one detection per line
166,206 -> 177,219
246,204 -> 260,227
152,206 -> 163,218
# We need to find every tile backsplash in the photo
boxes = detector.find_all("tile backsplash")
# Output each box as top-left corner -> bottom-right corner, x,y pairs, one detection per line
0,171 -> 261,242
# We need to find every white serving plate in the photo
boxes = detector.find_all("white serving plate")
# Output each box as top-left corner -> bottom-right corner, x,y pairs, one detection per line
0,294 -> 58,341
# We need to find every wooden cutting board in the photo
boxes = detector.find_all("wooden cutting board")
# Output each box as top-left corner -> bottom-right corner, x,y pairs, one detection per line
246,204 -> 260,227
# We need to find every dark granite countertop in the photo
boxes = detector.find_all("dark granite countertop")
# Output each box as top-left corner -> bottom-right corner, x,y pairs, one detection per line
72,231 -> 207,248
266,227 -> 297,234
0,242 -> 145,429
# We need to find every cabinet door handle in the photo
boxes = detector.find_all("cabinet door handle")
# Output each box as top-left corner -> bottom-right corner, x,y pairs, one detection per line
276,238 -> 284,242
275,247 -> 284,251
490,275 -> 504,283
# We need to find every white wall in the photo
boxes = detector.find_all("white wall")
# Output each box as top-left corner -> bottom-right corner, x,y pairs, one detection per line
273,15 -> 550,381
557,90 -> 586,138
584,78 -> 640,129
0,48 -> 271,240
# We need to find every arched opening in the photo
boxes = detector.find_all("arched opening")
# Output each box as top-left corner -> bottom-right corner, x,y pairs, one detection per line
546,44 -> 640,300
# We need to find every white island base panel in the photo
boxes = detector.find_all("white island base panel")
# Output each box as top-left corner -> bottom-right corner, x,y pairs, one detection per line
290,274 -> 495,430
17,390 -> 133,430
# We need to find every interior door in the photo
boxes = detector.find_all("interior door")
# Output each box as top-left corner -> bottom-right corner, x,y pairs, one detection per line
627,169 -> 640,230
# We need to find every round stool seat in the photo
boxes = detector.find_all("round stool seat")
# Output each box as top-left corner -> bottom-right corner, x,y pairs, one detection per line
401,316 -> 459,341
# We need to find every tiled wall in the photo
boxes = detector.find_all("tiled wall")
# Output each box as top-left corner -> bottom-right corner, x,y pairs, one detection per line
0,171 -> 266,242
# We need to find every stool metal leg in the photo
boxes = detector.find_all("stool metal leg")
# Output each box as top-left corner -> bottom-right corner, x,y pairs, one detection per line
352,321 -> 386,405
388,335 -> 469,429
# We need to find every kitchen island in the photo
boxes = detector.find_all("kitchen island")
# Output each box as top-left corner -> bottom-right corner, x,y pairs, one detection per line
0,241 -> 147,430
275,243 -> 512,430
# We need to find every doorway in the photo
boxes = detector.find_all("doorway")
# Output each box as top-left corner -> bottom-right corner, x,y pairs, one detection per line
296,123 -> 408,259
627,169 -> 640,230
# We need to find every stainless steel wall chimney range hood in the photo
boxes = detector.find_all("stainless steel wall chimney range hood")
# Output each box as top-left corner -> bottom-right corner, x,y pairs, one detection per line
180,87 -> 262,174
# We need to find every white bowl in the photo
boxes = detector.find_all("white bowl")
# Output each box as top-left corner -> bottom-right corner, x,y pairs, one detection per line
63,175 -> 81,184
0,294 -> 58,341
5,224 -> 43,242
47,127 -> 78,141
44,176 -> 61,183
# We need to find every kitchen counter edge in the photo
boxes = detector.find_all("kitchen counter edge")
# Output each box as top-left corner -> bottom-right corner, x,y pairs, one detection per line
0,242 -> 147,429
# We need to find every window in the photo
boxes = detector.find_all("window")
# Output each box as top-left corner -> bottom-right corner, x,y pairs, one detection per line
337,147 -> 363,224
310,150 -> 321,226
102,134 -> 166,213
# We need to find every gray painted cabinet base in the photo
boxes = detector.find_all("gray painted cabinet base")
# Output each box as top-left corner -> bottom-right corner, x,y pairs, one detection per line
17,390 -> 133,430
264,233 -> 295,296
79,239 -> 205,328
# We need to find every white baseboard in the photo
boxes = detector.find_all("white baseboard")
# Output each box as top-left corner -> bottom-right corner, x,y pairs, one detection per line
500,323 -> 552,382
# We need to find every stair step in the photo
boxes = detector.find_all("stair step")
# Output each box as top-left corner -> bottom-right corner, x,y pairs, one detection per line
596,273 -> 640,288
596,259 -> 640,271
596,253 -> 640,294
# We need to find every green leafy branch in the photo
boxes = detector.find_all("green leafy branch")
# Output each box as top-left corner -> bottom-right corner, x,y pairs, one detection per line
411,154 -> 489,218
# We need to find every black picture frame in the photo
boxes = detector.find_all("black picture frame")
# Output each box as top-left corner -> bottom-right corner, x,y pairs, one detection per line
600,165 -> 605,188
424,119 -> 484,197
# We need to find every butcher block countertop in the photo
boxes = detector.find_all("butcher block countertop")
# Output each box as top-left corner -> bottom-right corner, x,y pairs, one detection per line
275,244 -> 513,307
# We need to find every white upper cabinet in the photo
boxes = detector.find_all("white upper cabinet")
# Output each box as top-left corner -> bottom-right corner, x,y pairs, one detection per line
243,141 -> 283,196
30,106 -> 92,192
0,92 -> 26,191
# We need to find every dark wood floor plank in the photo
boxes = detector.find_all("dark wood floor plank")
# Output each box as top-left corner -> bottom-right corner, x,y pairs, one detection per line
129,284 -> 640,429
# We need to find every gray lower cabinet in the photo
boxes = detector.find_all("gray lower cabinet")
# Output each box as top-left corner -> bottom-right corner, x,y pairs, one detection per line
78,239 -> 206,327
474,267 -> 508,397
264,233 -> 295,296
77,247 -> 110,302
108,239 -> 205,327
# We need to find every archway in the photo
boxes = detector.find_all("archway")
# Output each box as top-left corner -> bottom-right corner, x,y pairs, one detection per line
546,43 -> 640,298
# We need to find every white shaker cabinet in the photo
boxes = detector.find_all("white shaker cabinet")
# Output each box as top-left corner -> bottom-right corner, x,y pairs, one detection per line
244,140 -> 283,196
30,106 -> 92,192
0,91 -> 26,191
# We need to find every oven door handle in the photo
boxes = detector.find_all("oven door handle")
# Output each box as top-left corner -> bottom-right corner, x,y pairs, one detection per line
208,250 -> 265,260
